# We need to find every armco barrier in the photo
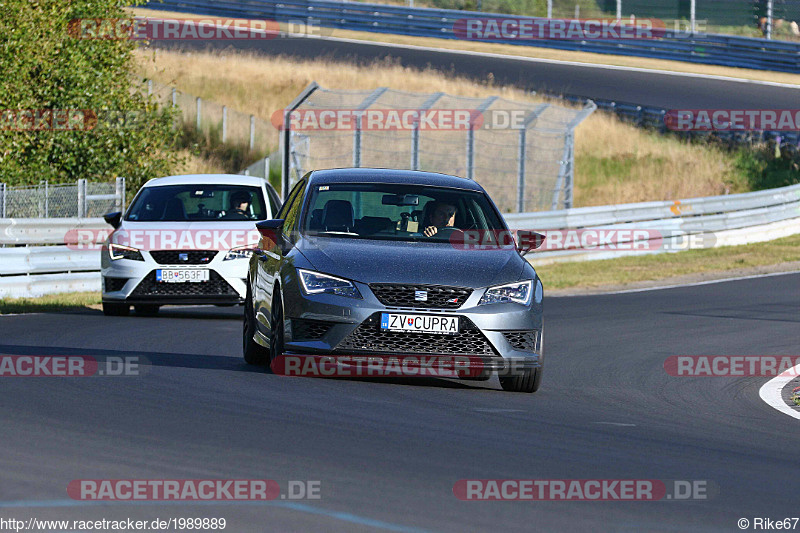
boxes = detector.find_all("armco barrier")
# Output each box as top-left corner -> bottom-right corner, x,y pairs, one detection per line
2,181 -> 800,296
144,0 -> 800,74
0,218 -> 110,245
505,182 -> 800,264
554,94 -> 800,154
0,218 -> 107,298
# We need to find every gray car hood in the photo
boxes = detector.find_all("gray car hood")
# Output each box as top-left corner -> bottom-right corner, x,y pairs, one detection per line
296,236 -> 526,288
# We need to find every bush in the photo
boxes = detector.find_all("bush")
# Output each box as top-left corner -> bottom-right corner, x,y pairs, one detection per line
734,143 -> 800,191
0,0 -> 182,192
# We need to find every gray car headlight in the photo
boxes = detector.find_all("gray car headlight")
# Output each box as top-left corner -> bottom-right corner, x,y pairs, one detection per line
108,243 -> 144,262
298,269 -> 362,299
478,280 -> 532,306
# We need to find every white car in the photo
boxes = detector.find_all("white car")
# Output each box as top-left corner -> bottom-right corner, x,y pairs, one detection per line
100,174 -> 281,316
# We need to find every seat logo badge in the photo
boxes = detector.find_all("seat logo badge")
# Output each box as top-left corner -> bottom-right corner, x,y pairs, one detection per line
179,253 -> 189,262
415,290 -> 428,302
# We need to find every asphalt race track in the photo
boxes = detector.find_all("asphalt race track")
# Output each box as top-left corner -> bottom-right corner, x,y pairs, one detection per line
153,35 -> 800,109
2,272 -> 799,531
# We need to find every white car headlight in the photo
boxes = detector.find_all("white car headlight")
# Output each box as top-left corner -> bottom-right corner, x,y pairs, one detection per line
298,269 -> 362,299
108,243 -> 144,262
224,244 -> 257,261
478,280 -> 532,306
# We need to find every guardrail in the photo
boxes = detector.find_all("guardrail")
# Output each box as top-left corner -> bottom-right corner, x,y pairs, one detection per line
144,0 -> 800,73
0,218 -> 107,298
553,93 -> 800,153
505,182 -> 800,264
2,180 -> 800,297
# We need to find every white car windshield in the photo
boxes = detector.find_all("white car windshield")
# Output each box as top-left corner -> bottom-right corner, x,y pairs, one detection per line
126,184 -> 267,221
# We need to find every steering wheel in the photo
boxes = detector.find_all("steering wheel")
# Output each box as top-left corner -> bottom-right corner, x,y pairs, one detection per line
427,226 -> 461,239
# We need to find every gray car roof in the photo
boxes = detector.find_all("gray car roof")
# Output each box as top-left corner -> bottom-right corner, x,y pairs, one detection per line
307,168 -> 484,191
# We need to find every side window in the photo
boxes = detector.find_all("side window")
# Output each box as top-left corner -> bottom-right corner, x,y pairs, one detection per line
282,181 -> 307,240
277,180 -> 305,220
266,185 -> 282,218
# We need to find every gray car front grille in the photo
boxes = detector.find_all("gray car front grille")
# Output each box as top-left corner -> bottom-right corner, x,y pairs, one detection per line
368,284 -> 472,309
336,313 -> 497,356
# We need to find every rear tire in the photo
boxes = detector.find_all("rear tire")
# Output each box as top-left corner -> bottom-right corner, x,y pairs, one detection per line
243,284 -> 269,365
134,304 -> 159,316
102,302 -> 129,316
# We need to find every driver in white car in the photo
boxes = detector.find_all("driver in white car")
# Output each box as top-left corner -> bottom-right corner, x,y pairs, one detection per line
422,201 -> 457,237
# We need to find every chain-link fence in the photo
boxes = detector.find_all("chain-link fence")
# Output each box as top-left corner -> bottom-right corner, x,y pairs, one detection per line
281,84 -> 594,212
0,178 -> 125,218
144,80 -> 279,153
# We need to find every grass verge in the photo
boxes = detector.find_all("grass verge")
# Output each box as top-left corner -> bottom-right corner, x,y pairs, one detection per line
534,233 -> 800,291
0,292 -> 101,315
135,48 -> 751,206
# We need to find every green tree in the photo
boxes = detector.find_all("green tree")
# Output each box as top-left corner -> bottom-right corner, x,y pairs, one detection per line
0,0 -> 181,191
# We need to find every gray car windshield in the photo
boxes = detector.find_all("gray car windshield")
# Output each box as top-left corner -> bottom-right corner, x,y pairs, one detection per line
126,184 -> 267,222
301,183 -> 505,242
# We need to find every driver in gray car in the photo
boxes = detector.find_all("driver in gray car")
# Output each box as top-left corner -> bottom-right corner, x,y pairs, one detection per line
422,201 -> 457,237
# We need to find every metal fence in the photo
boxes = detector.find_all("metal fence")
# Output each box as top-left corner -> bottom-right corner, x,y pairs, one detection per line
0,178 -> 125,219
280,83 -> 595,212
585,0 -> 800,39
552,92 -> 800,154
144,79 -> 279,153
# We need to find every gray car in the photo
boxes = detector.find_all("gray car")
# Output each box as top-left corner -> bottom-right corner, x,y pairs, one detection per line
243,168 -> 544,392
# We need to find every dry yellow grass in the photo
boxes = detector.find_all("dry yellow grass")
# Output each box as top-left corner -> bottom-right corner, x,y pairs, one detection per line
176,149 -> 227,174
135,48 -> 746,206
132,7 -> 800,86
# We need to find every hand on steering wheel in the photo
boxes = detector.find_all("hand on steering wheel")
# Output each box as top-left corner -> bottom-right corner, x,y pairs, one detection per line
423,226 -> 459,238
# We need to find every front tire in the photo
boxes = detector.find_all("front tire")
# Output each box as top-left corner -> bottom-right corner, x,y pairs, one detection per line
499,368 -> 540,393
499,326 -> 544,393
269,291 -> 285,366
243,284 -> 269,365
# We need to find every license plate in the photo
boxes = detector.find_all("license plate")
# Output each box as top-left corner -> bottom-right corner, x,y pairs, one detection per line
380,313 -> 459,335
156,269 -> 210,283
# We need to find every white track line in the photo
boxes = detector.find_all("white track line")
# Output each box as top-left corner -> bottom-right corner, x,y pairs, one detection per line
759,364 -> 800,420
549,269 -> 800,297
